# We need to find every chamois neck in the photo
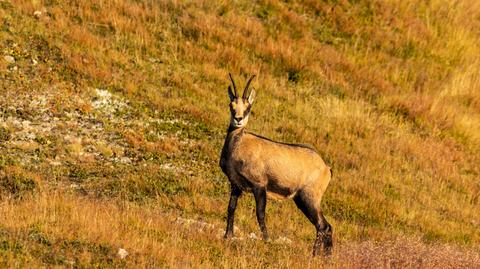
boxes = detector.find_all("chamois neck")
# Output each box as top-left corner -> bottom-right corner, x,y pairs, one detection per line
222,126 -> 245,154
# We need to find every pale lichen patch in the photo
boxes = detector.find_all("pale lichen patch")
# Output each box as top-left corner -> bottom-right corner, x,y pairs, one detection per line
0,88 -> 193,170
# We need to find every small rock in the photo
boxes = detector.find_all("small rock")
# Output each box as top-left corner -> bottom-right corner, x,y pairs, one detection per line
50,160 -> 61,166
117,248 -> 128,259
248,233 -> 258,240
21,120 -> 31,128
119,157 -> 131,164
32,59 -> 38,65
160,163 -> 174,170
274,236 -> 292,245
34,10 -> 42,19
3,55 -> 15,64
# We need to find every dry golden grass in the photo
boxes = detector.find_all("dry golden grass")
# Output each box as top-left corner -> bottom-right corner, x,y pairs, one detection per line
1,0 -> 480,267
0,193 -> 479,268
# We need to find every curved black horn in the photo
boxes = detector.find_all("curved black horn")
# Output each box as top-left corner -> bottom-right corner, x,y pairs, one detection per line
228,73 -> 238,97
242,75 -> 256,99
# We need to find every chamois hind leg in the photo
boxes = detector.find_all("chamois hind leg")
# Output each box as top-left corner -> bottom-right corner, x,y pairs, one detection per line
224,184 -> 242,239
252,186 -> 269,240
317,213 -> 333,255
293,191 -> 333,256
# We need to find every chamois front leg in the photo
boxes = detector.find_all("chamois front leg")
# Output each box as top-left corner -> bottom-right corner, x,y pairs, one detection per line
224,184 -> 242,239
253,187 -> 269,241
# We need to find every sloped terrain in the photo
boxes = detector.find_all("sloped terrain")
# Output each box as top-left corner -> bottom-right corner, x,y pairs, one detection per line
1,0 -> 480,268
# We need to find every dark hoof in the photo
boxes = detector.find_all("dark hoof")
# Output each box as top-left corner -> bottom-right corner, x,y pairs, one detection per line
323,236 -> 333,255
262,233 -> 270,242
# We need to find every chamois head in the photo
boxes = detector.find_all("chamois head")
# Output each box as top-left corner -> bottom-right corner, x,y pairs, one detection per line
227,73 -> 256,129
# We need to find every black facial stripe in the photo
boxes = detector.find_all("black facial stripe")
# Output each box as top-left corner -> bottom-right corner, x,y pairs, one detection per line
244,105 -> 252,117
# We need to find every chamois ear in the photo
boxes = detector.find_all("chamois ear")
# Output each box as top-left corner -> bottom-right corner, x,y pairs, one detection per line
248,88 -> 256,104
228,86 -> 236,101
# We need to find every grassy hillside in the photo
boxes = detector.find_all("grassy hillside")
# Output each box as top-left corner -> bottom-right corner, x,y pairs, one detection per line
1,0 -> 480,267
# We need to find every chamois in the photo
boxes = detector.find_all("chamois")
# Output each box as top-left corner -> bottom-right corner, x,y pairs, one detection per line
219,74 -> 333,256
